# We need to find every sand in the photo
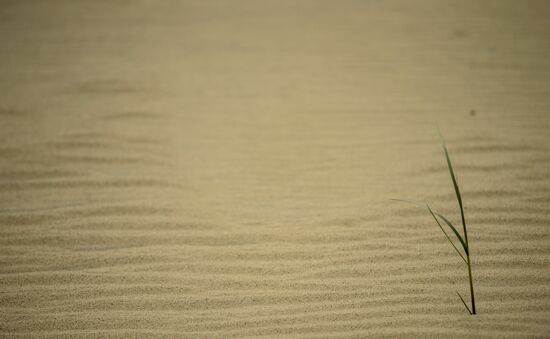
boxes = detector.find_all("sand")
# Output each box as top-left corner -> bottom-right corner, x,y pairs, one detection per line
1,0 -> 549,337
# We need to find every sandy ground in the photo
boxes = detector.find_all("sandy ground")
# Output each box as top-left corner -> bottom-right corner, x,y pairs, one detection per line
1,0 -> 550,337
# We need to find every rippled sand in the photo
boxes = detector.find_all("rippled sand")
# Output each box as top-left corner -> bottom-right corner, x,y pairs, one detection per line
1,1 -> 550,337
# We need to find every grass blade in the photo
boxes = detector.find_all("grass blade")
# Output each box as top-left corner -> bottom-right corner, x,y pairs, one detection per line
438,130 -> 469,247
391,199 -> 467,261
457,291 -> 473,315
426,204 -> 467,264
393,130 -> 476,314
432,211 -> 468,254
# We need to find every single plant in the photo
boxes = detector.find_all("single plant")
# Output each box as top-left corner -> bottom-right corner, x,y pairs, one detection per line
393,131 -> 476,315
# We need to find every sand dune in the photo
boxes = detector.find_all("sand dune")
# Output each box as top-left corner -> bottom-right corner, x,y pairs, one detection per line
1,0 -> 550,337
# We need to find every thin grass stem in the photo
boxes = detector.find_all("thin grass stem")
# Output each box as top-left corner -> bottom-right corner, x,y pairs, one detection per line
432,211 -> 468,253
392,130 -> 477,315
439,132 -> 476,315
457,291 -> 472,315
426,204 -> 467,264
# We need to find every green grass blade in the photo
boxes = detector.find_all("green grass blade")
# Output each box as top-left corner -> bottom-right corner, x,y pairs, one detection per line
395,130 -> 476,314
432,211 -> 468,254
392,199 -> 468,258
426,204 -> 467,264
457,291 -> 473,315
438,130 -> 469,247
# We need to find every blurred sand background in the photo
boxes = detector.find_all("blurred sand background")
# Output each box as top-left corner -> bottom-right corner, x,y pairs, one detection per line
1,0 -> 550,337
